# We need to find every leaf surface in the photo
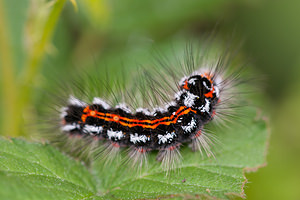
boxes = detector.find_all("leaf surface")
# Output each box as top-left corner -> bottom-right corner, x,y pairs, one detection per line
0,139 -> 98,200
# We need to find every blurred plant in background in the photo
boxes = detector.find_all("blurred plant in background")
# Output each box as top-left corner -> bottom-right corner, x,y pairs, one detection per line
0,0 -> 299,199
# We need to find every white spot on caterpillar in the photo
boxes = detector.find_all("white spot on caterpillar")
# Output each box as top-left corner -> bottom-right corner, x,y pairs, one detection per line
188,78 -> 197,85
83,125 -> 103,134
61,123 -> 80,132
68,96 -> 87,107
136,108 -> 151,115
130,133 -> 150,144
177,117 -> 183,123
158,131 -> 177,144
184,92 -> 199,107
214,86 -> 220,98
179,76 -> 188,86
116,103 -> 132,113
203,81 -> 211,90
182,117 -> 197,133
60,107 -> 68,118
107,129 -> 124,140
151,107 -> 167,115
93,97 -> 111,109
175,90 -> 185,101
200,99 -> 210,113
164,101 -> 177,111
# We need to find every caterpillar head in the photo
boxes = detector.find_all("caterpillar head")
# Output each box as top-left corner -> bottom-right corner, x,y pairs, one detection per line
177,74 -> 220,114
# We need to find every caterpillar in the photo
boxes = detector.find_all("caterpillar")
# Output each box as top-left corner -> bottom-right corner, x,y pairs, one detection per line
55,43 -> 242,170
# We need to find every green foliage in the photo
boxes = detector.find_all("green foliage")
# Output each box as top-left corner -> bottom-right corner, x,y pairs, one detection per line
0,138 -> 98,200
0,107 -> 268,200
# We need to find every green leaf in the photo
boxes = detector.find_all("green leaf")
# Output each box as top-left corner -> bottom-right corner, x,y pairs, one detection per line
0,139 -> 98,200
0,107 -> 268,199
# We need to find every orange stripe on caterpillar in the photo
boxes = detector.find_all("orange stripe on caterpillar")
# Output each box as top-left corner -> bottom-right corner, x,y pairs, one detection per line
81,106 -> 197,129
81,106 -> 186,124
183,80 -> 189,90
204,87 -> 215,98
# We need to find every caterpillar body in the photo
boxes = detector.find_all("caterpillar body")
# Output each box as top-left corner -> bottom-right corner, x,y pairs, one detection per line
56,44 -> 240,169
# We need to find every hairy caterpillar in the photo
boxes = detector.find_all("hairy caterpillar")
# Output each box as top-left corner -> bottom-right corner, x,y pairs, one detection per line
52,43 -> 242,170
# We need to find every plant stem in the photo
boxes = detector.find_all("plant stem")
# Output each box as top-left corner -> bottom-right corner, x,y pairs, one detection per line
17,0 -> 67,136
22,0 -> 67,86
0,0 -> 18,136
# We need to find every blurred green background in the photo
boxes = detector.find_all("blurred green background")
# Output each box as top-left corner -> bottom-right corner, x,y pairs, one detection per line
0,0 -> 300,199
